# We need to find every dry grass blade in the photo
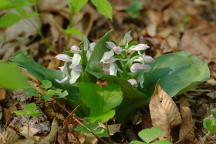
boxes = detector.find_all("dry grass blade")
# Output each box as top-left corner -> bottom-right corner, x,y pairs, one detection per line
149,82 -> 182,141
179,98 -> 197,143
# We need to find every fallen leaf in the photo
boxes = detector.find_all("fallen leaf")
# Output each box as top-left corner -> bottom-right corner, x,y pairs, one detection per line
149,82 -> 182,141
48,57 -> 61,69
108,124 -> 121,136
179,98 -> 196,143
39,118 -> 58,144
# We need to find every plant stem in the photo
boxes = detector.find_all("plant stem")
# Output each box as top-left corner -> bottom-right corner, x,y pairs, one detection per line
201,131 -> 211,144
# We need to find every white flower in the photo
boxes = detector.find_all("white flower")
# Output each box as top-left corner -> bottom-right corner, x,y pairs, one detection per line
106,42 -> 122,54
55,54 -> 71,62
70,45 -> 80,53
109,63 -> 117,76
128,79 -> 138,87
130,63 -> 151,73
128,44 -> 149,55
100,50 -> 115,64
134,55 -> 154,63
86,42 -> 96,60
69,53 -> 82,84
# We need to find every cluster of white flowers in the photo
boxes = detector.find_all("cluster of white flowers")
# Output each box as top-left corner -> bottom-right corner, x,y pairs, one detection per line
55,34 -> 154,88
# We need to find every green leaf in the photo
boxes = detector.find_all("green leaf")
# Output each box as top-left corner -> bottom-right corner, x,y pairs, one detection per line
0,13 -> 22,27
129,141 -> 146,144
203,119 -> 216,133
10,53 -> 79,100
74,121 -> 109,137
70,0 -> 88,14
13,103 -> 41,117
42,89 -> 56,100
63,27 -> 83,37
41,80 -> 52,89
211,108 -> 216,118
0,0 -> 33,10
90,0 -> 112,19
78,82 -> 123,122
15,8 -> 39,18
138,127 -> 162,143
0,62 -> 28,89
86,31 -> 112,78
153,140 -> 173,144
126,0 -> 143,18
24,88 -> 38,96
143,52 -> 210,97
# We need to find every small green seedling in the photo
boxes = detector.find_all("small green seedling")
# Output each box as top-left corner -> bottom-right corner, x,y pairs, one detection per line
13,103 -> 41,117
130,127 -> 173,144
24,87 -> 38,97
41,80 -> 68,100
202,108 -> 216,144
178,16 -> 191,32
126,0 -> 143,18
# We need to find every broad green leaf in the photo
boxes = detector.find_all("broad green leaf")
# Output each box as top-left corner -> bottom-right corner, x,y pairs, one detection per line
211,108 -> 216,118
70,0 -> 88,14
78,82 -> 123,122
138,127 -> 162,143
41,80 -> 52,89
142,52 -> 210,97
74,121 -> 109,137
24,88 -> 38,96
87,110 -> 115,123
126,0 -> 143,18
10,53 -> 79,100
0,0 -> 33,10
86,31 -> 112,78
153,140 -> 173,144
203,119 -> 216,133
63,27 -> 83,37
91,0 -> 112,19
103,76 -> 148,122
0,62 -> 28,89
129,141 -> 146,144
0,13 -> 22,27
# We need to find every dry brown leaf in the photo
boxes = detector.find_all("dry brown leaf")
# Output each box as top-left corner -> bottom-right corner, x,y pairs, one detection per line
2,127 -> 20,144
48,58 -> 61,69
149,83 -> 182,141
39,118 -> 58,144
179,98 -> 196,143
0,88 -> 6,101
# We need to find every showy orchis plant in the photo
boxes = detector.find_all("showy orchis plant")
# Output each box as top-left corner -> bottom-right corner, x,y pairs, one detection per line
55,32 -> 154,88
10,31 -> 210,139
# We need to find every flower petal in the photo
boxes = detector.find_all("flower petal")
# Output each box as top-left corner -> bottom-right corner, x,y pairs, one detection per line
56,76 -> 69,83
130,63 -> 151,73
143,55 -> 154,63
128,79 -> 138,87
70,45 -> 80,53
72,53 -> 81,65
128,44 -> 149,52
70,64 -> 82,72
69,70 -> 81,84
109,63 -> 117,76
89,42 -> 96,51
55,54 -> 71,62
59,63 -> 68,76
100,50 -> 114,63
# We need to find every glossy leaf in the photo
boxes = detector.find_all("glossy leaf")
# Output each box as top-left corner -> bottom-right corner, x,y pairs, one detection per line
63,27 -> 83,37
0,0 -> 33,10
10,53 -> 79,100
0,62 -> 28,89
142,52 -> 210,98
78,82 -> 123,122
